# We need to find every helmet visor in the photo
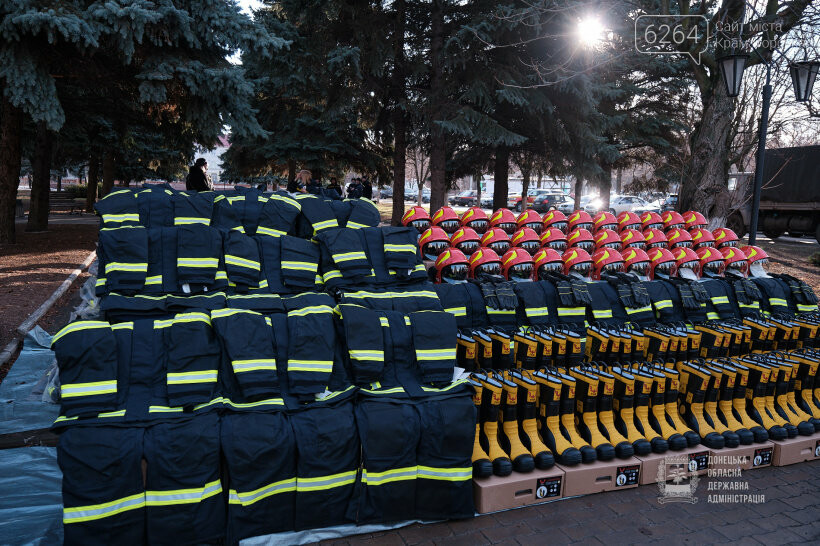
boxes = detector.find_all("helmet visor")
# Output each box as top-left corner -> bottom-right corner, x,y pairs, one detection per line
703,261 -> 725,276
526,222 -> 543,234
499,222 -> 517,235
411,219 -> 430,232
456,240 -> 479,255
570,262 -> 591,276
468,219 -> 488,234
602,262 -> 624,274
509,263 -> 534,280
574,240 -> 594,251
488,240 -> 511,254
576,222 -> 593,232
438,219 -> 459,234
549,221 -> 568,233
697,241 -> 715,248
719,240 -> 739,248
443,263 -> 468,282
546,240 -> 567,252
668,223 -> 684,230
647,241 -> 666,250
624,223 -> 641,231
647,222 -> 663,230
727,261 -> 748,276
655,261 -> 675,276
476,262 -> 501,276
519,241 -> 540,255
423,240 -> 449,259
625,241 -> 646,250
627,261 -> 649,276
603,242 -> 621,250
538,262 -> 563,278
671,240 -> 692,248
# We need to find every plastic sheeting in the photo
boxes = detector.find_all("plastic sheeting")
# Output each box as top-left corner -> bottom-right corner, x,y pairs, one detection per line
0,328 -> 59,435
241,520 -> 428,545
0,447 -> 63,545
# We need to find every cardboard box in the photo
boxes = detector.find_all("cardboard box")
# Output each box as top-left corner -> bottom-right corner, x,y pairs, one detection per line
708,442 -> 774,472
636,446 -> 710,486
473,466 -> 565,514
771,433 -> 820,466
557,457 -> 641,497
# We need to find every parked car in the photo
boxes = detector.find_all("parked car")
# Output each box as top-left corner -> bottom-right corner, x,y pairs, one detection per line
604,195 -> 652,215
480,195 -> 493,209
379,186 -> 393,199
422,189 -> 431,203
580,195 -> 601,214
452,190 -> 478,207
508,189 -> 554,211
531,192 -> 573,213
404,188 -> 418,202
660,194 -> 678,212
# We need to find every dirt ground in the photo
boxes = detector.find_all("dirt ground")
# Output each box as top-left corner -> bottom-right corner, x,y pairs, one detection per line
755,236 -> 820,294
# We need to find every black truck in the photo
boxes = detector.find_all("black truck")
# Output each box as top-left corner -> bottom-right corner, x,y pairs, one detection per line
727,145 -> 820,243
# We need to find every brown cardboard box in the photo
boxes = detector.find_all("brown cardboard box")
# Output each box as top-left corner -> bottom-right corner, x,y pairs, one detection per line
771,433 -> 820,466
636,446 -> 710,486
557,457 -> 641,497
708,442 -> 774,472
473,466 -> 565,514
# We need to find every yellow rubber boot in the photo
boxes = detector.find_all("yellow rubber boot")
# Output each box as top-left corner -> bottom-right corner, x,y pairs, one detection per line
587,369 -> 634,459
632,369 -> 670,453
648,369 -> 688,450
556,372 -> 597,463
660,366 -> 700,447
511,374 -> 554,469
727,362 -> 770,442
530,371 -> 582,465
610,367 -> 652,456
469,380 -> 493,477
678,362 -> 725,449
744,361 -> 788,441
569,368 -> 616,461
476,376 -> 513,476
498,379 -> 535,472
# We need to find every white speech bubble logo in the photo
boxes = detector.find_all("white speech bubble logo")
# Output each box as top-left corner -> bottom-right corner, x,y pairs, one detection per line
635,15 -> 709,65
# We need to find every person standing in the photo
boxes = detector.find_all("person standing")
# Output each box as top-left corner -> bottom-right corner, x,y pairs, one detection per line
328,176 -> 343,198
287,169 -> 310,193
185,158 -> 213,192
347,177 -> 364,199
362,176 -> 373,200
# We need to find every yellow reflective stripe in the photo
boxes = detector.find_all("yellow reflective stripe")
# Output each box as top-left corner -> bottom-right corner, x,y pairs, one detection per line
416,349 -> 456,360
154,312 -> 212,328
144,275 -> 162,285
487,308 -> 516,315
215,270 -> 228,280
95,277 -> 106,287
739,302 -> 760,309
349,350 -> 384,361
148,397 -> 224,414
413,264 -> 426,273
362,466 -> 417,485
174,217 -> 210,225
770,298 -> 788,307
145,480 -> 222,506
52,321 -> 111,345
167,370 -> 218,384
229,478 -> 296,506
104,262 -> 147,274
361,386 -> 405,394
654,300 -> 673,310
797,303 -> 817,312
287,305 -> 333,317
626,305 -> 653,315
211,308 -> 263,319
345,290 -> 438,300
421,379 -> 470,392
225,255 -> 261,271
526,307 -> 550,317
281,261 -> 318,272
313,219 -> 339,231
593,309 -> 613,319
416,466 -> 472,482
384,244 -> 417,253
111,323 -> 134,330
232,359 -> 277,373
379,317 -> 390,327
334,251 -> 367,263
712,296 -> 730,305
347,221 -> 369,229
288,361 -> 333,373
557,307 -> 585,316
177,258 -> 219,268
296,470 -> 357,492
61,380 -> 117,398
227,196 -> 246,204
707,312 -> 720,320
269,194 -> 301,211
63,492 -> 145,524
323,270 -> 343,282
257,226 -> 286,237
444,306 -> 467,317
101,213 -> 140,223
221,397 -> 285,410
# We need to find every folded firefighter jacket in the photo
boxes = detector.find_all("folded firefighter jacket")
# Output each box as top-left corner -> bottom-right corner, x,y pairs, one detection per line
700,278 -> 742,322
338,287 -> 444,313
583,281 -> 629,327
750,276 -> 794,317
645,280 -> 688,324
433,283 -> 489,329
513,281 -> 560,327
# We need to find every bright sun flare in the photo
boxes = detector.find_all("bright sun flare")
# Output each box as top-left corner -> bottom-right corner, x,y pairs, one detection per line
577,17 -> 605,48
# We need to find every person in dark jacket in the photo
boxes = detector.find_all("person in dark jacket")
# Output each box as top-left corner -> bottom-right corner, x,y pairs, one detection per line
306,177 -> 322,195
347,178 -> 364,199
287,169 -> 310,193
362,176 -> 373,200
185,158 -> 213,192
328,177 -> 343,198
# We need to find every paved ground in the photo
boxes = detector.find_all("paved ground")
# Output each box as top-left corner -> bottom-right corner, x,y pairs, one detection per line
322,459 -> 820,545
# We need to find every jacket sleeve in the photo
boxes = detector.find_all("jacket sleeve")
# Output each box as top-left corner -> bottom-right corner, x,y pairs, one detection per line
409,310 -> 457,384
339,304 -> 385,385
98,226 -> 149,293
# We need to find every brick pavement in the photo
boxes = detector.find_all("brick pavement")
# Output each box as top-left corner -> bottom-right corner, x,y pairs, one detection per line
320,459 -> 820,545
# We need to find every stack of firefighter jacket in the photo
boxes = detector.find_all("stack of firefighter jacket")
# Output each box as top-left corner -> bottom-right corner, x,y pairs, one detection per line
54,185 -> 476,545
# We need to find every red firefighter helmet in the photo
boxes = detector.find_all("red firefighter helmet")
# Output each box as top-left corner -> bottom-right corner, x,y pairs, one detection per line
459,207 -> 489,234
401,206 -> 431,233
511,227 -> 541,256
621,247 -> 651,277
617,211 -> 642,232
689,227 -> 715,249
562,248 -> 593,277
697,246 -> 726,277
489,208 -> 518,235
568,209 -> 594,232
431,206 -> 460,234
721,247 -> 749,277
450,226 -> 481,256
662,210 -> 685,231
643,228 -> 668,250
480,227 -> 512,255
594,228 -> 622,250
740,245 -> 768,264
434,248 -> 469,283
592,211 -> 618,234
665,227 -> 693,250
540,227 -> 568,253
713,227 -> 739,249
673,247 -> 702,278
533,248 -> 564,280
591,248 -> 625,280
567,228 -> 595,252
683,211 -> 708,230
418,226 -> 451,260
620,228 -> 646,250
542,209 -> 569,234
647,247 -> 678,280
517,209 -> 543,234
468,247 -> 502,278
640,211 -> 664,231
501,249 -> 535,281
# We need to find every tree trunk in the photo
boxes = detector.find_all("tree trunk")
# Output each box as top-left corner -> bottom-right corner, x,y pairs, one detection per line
599,165 -> 612,212
574,178 -> 583,210
521,167 -> 531,212
0,96 -> 23,244
57,174 -> 62,192
86,153 -> 100,213
475,174 -> 482,207
101,151 -> 115,196
26,122 -> 53,232
537,171 -> 543,189
493,147 -> 509,210
615,168 -> 623,194
390,0 -> 407,226
678,83 -> 735,226
287,158 -> 296,185
428,0 -> 447,213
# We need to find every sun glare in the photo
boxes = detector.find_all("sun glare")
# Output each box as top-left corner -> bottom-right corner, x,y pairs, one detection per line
577,17 -> 605,49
